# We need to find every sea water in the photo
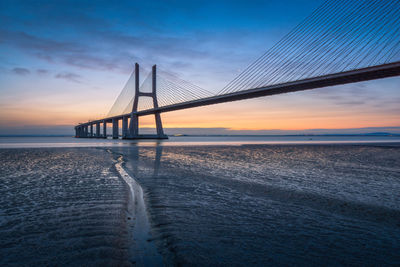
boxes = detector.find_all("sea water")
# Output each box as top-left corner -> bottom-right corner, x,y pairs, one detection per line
0,136 -> 399,266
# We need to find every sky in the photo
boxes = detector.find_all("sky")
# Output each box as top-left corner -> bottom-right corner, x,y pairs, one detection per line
0,0 -> 399,135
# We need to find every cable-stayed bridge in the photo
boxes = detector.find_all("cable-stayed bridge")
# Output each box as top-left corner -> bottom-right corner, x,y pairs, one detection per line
75,0 -> 400,139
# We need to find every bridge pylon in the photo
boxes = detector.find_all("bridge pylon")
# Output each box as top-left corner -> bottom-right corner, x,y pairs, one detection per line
125,63 -> 168,139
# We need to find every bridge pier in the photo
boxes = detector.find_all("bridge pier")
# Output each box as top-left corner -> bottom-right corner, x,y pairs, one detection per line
112,118 -> 119,139
155,112 -> 165,137
152,65 -> 167,139
103,120 -> 107,138
122,116 -> 128,139
84,125 -> 88,138
128,114 -> 139,138
79,126 -> 83,137
96,122 -> 100,137
89,124 -> 93,138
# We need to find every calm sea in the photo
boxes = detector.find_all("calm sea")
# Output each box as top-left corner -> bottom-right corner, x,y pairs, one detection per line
1,135 -> 400,148
1,136 -> 399,266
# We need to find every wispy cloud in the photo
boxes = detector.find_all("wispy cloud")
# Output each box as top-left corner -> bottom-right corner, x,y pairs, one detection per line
0,28 -> 216,73
55,72 -> 82,83
36,69 -> 49,75
335,101 -> 365,106
0,30 -> 85,54
12,67 -> 30,75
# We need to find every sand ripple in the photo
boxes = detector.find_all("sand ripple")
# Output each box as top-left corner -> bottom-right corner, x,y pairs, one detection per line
0,148 -> 132,266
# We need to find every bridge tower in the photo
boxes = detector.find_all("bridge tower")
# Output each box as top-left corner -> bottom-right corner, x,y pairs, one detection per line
126,63 -> 168,139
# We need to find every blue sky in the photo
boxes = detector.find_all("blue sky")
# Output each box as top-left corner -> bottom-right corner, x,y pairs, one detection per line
0,0 -> 399,135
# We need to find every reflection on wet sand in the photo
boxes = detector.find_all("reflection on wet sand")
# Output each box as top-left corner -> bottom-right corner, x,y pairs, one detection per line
114,144 -> 400,266
1,144 -> 399,266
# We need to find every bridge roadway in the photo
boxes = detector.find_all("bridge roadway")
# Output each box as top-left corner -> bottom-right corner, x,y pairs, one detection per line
76,61 -> 400,138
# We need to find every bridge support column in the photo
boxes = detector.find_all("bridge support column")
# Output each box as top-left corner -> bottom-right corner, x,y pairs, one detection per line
89,124 -> 93,138
155,112 -> 165,137
122,116 -> 128,139
152,65 -> 168,139
112,118 -> 119,139
125,64 -> 167,139
84,125 -> 88,138
96,122 -> 100,138
129,114 -> 139,137
103,120 -> 107,139
127,62 -> 140,138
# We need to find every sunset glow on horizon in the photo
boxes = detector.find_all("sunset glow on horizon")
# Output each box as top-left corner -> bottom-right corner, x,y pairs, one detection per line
0,0 -> 399,134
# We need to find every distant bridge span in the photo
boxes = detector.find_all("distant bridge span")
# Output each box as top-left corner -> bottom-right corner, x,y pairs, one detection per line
75,61 -> 400,139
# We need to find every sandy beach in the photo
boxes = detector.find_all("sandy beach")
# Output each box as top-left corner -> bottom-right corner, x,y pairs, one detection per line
0,147 -> 162,266
1,142 -> 400,266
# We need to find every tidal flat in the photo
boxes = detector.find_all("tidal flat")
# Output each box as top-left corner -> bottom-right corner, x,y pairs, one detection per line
1,144 -> 400,266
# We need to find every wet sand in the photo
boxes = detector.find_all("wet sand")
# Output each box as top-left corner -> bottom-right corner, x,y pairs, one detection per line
0,148 -> 161,266
115,144 -> 400,266
1,144 -> 400,266
113,152 -> 163,265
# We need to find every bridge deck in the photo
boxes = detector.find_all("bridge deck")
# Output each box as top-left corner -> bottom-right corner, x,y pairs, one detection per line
77,61 -> 400,127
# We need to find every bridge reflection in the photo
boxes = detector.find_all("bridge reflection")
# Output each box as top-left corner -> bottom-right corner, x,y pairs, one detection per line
112,144 -> 164,178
